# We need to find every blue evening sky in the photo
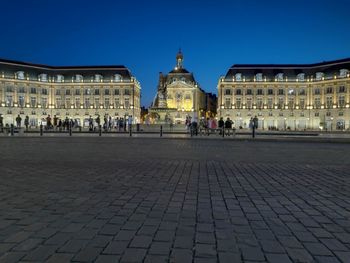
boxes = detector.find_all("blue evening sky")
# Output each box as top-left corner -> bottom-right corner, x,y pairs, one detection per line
0,0 -> 349,107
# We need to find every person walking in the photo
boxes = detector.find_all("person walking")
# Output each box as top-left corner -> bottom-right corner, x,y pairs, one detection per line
46,115 -> 52,130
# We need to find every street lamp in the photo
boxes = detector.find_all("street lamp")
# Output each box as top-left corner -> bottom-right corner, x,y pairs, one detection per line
331,117 -> 334,131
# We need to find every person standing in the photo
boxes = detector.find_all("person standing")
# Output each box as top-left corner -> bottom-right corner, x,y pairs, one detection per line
24,116 -> 29,131
46,115 -> 52,130
89,116 -> 93,131
16,115 -> 22,128
96,115 -> 101,130
0,114 -> 3,132
53,115 -> 58,130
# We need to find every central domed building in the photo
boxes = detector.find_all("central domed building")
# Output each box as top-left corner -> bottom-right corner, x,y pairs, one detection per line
149,50 -> 208,124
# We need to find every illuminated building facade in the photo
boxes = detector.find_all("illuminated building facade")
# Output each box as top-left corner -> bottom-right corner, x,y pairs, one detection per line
150,50 -> 206,124
218,58 -> 350,130
0,59 -> 141,127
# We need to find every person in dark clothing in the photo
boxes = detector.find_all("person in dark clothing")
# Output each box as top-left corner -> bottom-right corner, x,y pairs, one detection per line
24,116 -> 29,131
218,117 -> 224,134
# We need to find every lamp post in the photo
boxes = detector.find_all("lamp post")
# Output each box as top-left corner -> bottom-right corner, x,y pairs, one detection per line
331,117 -> 333,131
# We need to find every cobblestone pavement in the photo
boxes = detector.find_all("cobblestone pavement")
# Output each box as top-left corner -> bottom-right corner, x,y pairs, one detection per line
0,137 -> 350,263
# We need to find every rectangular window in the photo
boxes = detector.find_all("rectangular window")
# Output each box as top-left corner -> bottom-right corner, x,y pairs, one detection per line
104,98 -> 110,108
18,87 -> 26,93
257,89 -> 263,95
339,95 -> 345,108
288,98 -> 294,109
18,95 -> 25,108
315,112 -> 319,117
246,98 -> 252,109
278,98 -> 284,109
326,87 -> 333,94
56,98 -> 61,108
75,89 -> 80,95
105,89 -> 110,95
299,89 -> 306,96
246,89 -> 252,95
115,98 -> 120,108
299,98 -> 305,109
75,98 -> 80,108
125,98 -> 130,109
6,86 -> 14,92
30,97 -> 36,108
42,88 -> 48,95
326,96 -> 333,108
94,98 -> 100,108
124,89 -> 130,96
225,89 -> 231,95
339,86 -> 346,93
114,89 -> 120,95
65,98 -> 71,109
84,88 -> 91,95
268,89 -> 273,95
314,88 -> 320,95
236,98 -> 241,108
41,97 -> 48,109
84,98 -> 90,108
5,95 -> 13,106
55,89 -> 60,95
257,98 -> 263,109
236,89 -> 242,95
314,98 -> 321,109
65,89 -> 71,96
278,89 -> 284,95
225,98 -> 231,109
94,89 -> 100,95
30,87 -> 37,94
267,98 -> 273,109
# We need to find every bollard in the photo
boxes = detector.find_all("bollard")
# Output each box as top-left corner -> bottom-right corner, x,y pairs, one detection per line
10,124 -> 14,136
40,124 -> 43,136
160,125 -> 163,137
99,125 -> 102,136
129,124 -> 132,137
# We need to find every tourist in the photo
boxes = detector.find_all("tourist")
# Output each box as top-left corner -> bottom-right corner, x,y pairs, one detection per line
24,116 -> 29,131
16,115 -> 22,128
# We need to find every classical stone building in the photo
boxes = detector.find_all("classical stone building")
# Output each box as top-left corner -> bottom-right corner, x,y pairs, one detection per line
218,58 -> 350,130
150,50 -> 207,124
0,58 -> 141,127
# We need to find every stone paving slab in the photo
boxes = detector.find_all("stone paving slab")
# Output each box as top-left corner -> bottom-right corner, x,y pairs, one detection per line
0,137 -> 349,262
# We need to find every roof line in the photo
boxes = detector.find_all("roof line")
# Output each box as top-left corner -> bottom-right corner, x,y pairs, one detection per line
230,58 -> 350,69
0,58 -> 128,70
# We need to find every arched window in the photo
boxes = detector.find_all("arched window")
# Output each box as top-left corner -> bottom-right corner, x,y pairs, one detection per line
75,74 -> 83,82
297,73 -> 305,81
255,73 -> 263,82
95,74 -> 103,82
114,74 -> 122,82
16,71 -> 25,80
275,73 -> 284,82
38,73 -> 48,82
56,75 -> 64,82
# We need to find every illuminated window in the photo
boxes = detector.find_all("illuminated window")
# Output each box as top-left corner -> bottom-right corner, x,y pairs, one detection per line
225,89 -> 231,95
225,98 -> 231,109
18,96 -> 25,108
30,97 -> 36,107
